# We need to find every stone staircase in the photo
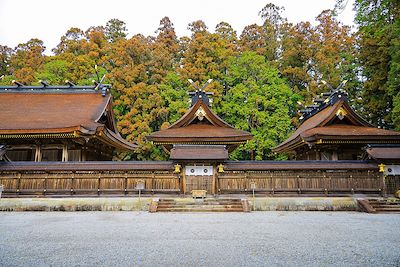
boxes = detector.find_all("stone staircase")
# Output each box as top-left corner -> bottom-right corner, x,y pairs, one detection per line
358,198 -> 400,213
149,198 -> 250,212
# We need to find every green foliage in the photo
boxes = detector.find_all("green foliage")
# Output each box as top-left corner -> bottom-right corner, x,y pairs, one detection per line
354,0 -> 400,128
3,4 -> 399,160
220,52 -> 294,160
105,19 -> 128,43
159,72 -> 189,124
35,59 -> 69,84
0,45 -> 13,76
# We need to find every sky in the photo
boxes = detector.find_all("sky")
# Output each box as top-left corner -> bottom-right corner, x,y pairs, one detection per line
0,0 -> 355,55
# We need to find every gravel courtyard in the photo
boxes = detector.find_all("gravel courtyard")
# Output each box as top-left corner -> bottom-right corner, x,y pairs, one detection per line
0,211 -> 399,267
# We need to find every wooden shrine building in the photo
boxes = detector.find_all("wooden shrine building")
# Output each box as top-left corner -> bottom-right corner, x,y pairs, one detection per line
0,83 -> 137,161
273,89 -> 400,161
147,89 -> 252,194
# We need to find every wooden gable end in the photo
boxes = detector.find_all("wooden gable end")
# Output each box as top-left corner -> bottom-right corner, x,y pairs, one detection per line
319,99 -> 372,128
169,98 -> 232,129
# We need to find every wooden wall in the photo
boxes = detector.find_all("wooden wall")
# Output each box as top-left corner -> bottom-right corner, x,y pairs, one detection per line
0,170 -> 180,196
386,175 -> 400,195
0,161 -> 387,197
217,170 -> 382,195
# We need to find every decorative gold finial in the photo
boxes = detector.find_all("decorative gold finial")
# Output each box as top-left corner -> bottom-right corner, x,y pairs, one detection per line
378,163 -> 385,173
336,108 -> 347,120
218,163 -> 224,173
174,164 -> 181,173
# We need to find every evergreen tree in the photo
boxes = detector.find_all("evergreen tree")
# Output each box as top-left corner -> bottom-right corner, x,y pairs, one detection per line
354,0 -> 400,128
221,52 -> 295,160
105,19 -> 128,43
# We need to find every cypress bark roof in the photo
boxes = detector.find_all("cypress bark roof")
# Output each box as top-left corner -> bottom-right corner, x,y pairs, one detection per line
0,88 -> 137,151
147,98 -> 252,146
273,95 -> 400,153
365,145 -> 400,163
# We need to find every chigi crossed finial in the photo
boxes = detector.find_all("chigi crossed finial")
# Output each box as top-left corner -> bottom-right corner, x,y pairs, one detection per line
187,79 -> 214,107
298,80 -> 349,122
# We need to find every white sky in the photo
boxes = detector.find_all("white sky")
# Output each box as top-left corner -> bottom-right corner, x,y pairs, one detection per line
0,0 -> 355,55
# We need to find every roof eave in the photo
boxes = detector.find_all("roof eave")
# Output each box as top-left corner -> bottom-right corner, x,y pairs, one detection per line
96,128 -> 138,152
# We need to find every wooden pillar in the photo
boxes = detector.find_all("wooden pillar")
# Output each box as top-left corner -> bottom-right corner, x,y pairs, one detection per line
212,165 -> 216,195
332,150 -> 338,161
215,166 -> 220,195
380,172 -> 387,197
62,144 -> 68,162
82,146 -> 87,161
182,166 -> 187,195
315,149 -> 321,160
34,145 -> 41,162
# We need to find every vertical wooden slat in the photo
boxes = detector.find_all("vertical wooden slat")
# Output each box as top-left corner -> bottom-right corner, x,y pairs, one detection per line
124,172 -> 128,196
212,166 -> 216,195
97,173 -> 101,196
71,172 -> 74,195
380,172 -> 386,197
44,172 -> 48,195
183,168 -> 187,195
152,171 -> 155,192
17,172 -> 21,195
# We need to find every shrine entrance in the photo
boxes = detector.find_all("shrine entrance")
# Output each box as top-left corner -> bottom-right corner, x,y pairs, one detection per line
184,165 -> 215,195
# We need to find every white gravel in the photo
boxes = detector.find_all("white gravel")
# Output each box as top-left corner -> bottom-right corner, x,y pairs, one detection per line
0,211 -> 399,267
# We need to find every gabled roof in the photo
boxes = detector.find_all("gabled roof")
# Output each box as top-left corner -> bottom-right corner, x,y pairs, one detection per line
365,145 -> 400,163
0,86 -> 137,151
147,98 -> 252,147
273,94 -> 400,153
168,97 -> 232,128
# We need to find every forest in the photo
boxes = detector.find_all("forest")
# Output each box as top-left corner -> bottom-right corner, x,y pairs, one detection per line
0,0 -> 399,161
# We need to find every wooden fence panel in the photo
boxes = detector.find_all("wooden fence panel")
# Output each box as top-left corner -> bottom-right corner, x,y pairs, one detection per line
0,161 -> 384,197
218,169 -> 382,195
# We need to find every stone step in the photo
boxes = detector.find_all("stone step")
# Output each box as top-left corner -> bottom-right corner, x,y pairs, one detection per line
157,205 -> 243,209
154,198 -> 248,212
370,204 -> 400,208
369,201 -> 400,205
156,208 -> 245,212
157,202 -> 242,206
375,207 -> 400,211
157,202 -> 243,205
159,200 -> 242,203
365,198 -> 400,213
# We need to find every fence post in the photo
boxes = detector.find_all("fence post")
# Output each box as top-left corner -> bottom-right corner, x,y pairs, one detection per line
124,171 -> 128,196
97,173 -> 101,196
152,171 -> 155,195
17,172 -> 21,195
44,172 -> 48,196
380,172 -> 387,197
71,172 -> 74,196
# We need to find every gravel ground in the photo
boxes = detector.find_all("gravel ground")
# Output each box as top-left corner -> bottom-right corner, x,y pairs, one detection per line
0,211 -> 399,267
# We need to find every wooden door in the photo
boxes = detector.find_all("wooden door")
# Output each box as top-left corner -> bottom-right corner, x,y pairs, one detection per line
184,165 -> 214,194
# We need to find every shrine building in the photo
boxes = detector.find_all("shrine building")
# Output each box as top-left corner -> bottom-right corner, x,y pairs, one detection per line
273,89 -> 400,162
0,83 -> 137,162
0,81 -> 399,198
147,89 -> 252,194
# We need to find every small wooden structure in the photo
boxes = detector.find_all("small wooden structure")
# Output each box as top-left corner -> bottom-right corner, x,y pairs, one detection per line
147,88 -> 252,195
0,84 -> 137,161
